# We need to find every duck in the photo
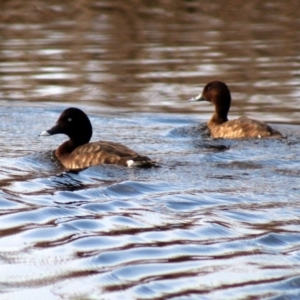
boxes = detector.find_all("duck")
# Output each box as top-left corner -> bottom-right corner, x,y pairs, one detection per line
189,80 -> 282,139
40,107 -> 156,170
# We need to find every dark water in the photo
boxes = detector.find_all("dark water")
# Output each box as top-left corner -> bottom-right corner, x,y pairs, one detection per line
1,1 -> 300,299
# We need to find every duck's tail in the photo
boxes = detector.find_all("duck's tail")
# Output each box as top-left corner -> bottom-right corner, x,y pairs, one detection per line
126,156 -> 159,168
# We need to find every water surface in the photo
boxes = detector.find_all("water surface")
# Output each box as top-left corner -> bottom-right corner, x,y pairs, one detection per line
0,1 -> 300,299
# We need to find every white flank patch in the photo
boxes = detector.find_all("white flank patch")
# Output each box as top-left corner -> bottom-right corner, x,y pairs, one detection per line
39,131 -> 50,136
127,160 -> 134,167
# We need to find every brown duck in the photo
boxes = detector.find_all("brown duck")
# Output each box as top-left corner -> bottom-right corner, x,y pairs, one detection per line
189,81 -> 282,139
40,107 -> 155,170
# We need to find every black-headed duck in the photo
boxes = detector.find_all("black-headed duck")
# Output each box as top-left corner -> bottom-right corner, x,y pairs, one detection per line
40,107 -> 155,170
189,81 -> 282,139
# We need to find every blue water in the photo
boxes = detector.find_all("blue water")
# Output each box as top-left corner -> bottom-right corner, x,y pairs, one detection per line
0,106 -> 300,299
1,0 -> 300,299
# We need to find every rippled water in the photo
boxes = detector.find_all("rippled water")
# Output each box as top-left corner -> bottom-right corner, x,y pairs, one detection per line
1,1 -> 300,299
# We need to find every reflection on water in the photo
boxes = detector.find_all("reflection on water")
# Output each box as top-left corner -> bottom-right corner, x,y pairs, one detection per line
0,0 -> 300,121
1,1 -> 300,299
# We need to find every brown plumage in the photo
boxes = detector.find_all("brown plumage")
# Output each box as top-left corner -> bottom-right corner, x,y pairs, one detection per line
189,81 -> 282,139
40,107 -> 155,170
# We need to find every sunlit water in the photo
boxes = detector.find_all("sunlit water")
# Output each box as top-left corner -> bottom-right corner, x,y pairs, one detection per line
1,1 -> 300,299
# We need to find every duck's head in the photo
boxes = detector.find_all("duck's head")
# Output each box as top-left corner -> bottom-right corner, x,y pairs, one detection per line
40,107 -> 93,145
189,81 -> 232,123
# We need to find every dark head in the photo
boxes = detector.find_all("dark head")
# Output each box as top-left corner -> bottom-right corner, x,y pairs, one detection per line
40,107 -> 93,145
189,81 -> 232,123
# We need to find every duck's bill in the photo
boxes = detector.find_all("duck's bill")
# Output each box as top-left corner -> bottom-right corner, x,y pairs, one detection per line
188,93 -> 205,102
39,130 -> 51,136
39,124 -> 61,136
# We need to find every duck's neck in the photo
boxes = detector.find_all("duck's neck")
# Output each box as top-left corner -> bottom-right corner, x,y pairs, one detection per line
209,92 -> 231,125
210,108 -> 229,124
56,139 -> 85,155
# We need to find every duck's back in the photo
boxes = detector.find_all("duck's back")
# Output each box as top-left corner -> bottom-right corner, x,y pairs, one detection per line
55,140 -> 152,169
208,116 -> 282,139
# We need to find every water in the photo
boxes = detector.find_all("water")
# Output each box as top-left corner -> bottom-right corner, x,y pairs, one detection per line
0,1 -> 300,299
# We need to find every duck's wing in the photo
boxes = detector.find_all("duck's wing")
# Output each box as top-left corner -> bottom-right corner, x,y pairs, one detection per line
208,116 -> 282,139
66,140 -> 155,169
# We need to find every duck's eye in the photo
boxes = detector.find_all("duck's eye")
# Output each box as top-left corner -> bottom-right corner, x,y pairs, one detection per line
207,86 -> 211,90
68,118 -> 72,122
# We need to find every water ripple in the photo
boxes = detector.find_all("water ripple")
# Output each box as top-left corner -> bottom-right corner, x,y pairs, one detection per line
1,1 -> 300,298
